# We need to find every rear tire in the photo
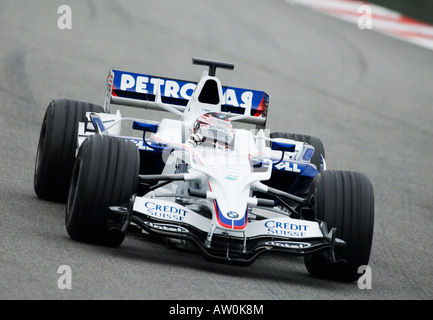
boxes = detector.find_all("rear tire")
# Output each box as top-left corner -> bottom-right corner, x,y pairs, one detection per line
34,99 -> 104,202
65,134 -> 139,247
304,170 -> 374,281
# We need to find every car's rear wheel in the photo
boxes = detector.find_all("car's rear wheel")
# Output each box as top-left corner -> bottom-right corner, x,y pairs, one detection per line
34,99 -> 104,202
304,170 -> 375,281
65,134 -> 139,246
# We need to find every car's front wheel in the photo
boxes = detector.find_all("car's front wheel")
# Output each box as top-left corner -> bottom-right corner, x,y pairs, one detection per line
65,134 -> 139,246
304,170 -> 375,282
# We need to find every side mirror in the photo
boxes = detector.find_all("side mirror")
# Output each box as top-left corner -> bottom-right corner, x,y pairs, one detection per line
133,121 -> 158,133
271,141 -> 296,152
133,121 -> 164,150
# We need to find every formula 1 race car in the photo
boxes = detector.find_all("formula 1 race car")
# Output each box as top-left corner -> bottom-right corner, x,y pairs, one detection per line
34,58 -> 374,282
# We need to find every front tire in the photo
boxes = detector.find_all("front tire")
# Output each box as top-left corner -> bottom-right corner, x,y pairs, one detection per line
34,99 -> 104,202
304,170 -> 375,282
65,134 -> 139,246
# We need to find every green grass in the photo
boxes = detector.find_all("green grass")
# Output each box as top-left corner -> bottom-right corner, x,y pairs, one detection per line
368,0 -> 433,24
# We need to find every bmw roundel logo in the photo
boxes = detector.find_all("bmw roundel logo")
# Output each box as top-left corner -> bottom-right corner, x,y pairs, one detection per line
227,211 -> 239,218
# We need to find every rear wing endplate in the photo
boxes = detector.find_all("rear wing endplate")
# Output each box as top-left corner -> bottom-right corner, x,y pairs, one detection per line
103,70 -> 270,128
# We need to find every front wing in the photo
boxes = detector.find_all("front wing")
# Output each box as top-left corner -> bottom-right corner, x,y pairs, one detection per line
113,197 -> 345,265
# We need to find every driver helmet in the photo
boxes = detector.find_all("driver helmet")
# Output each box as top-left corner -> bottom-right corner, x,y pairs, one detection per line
193,112 -> 234,147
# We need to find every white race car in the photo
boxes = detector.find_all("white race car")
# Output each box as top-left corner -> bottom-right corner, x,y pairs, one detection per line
34,58 -> 374,282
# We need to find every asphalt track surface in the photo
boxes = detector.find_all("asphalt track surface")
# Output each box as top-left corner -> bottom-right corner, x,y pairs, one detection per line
1,0 -> 432,300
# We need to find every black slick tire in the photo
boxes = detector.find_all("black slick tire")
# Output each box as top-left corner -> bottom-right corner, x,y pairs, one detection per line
34,99 -> 104,202
65,134 -> 139,247
304,170 -> 375,282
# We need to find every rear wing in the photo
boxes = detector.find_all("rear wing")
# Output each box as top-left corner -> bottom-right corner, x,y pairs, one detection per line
103,70 -> 270,128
